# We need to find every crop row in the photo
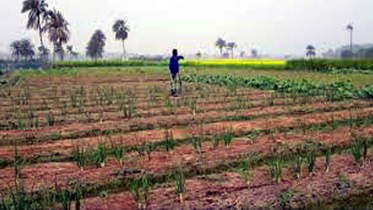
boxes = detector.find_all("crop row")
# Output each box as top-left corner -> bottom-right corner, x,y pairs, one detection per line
1,126 -> 372,209
52,60 -> 162,68
0,84 -> 271,112
3,89 -> 366,131
41,59 -> 373,73
183,73 -> 373,100
286,59 -> 373,71
2,105 -> 373,168
2,100 -> 372,146
52,59 -> 286,69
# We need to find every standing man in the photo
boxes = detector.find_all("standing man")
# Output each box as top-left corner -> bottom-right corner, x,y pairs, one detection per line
169,49 -> 184,97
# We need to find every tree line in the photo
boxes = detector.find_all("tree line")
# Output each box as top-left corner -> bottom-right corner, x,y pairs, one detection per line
10,2 -> 370,61
10,0 -> 129,62
214,38 -> 257,59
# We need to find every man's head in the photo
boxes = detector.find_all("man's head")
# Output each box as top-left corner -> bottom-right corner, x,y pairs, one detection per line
172,49 -> 178,56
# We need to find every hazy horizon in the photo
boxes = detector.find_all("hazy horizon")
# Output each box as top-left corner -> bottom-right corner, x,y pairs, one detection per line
0,0 -> 372,57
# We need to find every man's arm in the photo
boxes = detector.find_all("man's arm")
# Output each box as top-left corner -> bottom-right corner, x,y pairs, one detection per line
178,56 -> 184,60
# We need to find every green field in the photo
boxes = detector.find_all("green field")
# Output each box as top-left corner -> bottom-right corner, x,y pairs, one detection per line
1,65 -> 373,209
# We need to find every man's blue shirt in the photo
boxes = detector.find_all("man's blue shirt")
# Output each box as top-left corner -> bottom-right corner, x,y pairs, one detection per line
169,55 -> 184,74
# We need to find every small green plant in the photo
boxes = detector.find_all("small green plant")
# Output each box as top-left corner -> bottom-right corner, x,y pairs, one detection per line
347,111 -> 354,128
293,154 -> 303,179
307,152 -> 316,174
213,134 -> 221,149
78,86 -> 86,107
130,174 -> 151,210
20,87 -> 31,105
61,190 -> 71,210
72,140 -> 90,172
51,86 -> 60,108
40,94 -> 50,110
73,151 -> 86,172
269,156 -> 283,183
136,142 -> 148,158
338,173 -> 351,190
175,169 -> 186,203
94,144 -> 108,168
223,129 -> 234,148
26,108 -> 38,129
47,112 -> 58,126
238,159 -> 251,186
294,117 -> 307,135
110,138 -> 124,166
147,86 -> 159,108
93,86 -> 101,106
131,179 -> 141,209
228,84 -> 237,93
18,118 -> 26,130
235,96 -> 247,108
13,139 -> 25,187
114,146 -> 124,165
362,139 -> 368,164
68,179 -> 82,210
51,131 -> 60,141
191,135 -> 202,153
247,130 -> 260,142
78,104 -> 90,122
351,140 -> 362,165
0,184 -> 60,210
118,89 -> 138,119
278,190 -> 298,208
323,148 -> 332,172
188,97 -> 197,117
103,86 -> 114,106
70,89 -> 78,108
266,96 -> 275,107
164,97 -> 176,114
163,130 -> 177,151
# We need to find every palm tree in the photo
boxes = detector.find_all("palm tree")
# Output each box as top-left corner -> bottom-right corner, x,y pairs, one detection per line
226,42 -> 237,58
196,51 -> 202,59
21,0 -> 48,47
240,51 -> 245,58
346,24 -> 353,51
11,39 -> 35,61
306,45 -> 316,58
38,46 -> 49,60
43,9 -> 69,60
87,30 -> 106,60
10,41 -> 22,62
112,19 -> 129,58
54,43 -> 64,60
20,39 -> 35,60
66,45 -> 78,60
251,49 -> 257,58
215,38 -> 226,57
66,45 -> 73,60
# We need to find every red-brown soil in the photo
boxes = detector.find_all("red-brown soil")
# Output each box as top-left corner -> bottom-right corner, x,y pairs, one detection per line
78,150 -> 373,210
1,125 -> 372,194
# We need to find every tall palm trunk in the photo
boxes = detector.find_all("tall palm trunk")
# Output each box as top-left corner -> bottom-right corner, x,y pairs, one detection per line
53,43 -> 56,61
38,17 -> 44,47
349,30 -> 353,51
220,47 -> 223,57
122,40 -> 126,58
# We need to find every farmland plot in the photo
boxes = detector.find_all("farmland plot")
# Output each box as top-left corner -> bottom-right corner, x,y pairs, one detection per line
1,71 -> 373,210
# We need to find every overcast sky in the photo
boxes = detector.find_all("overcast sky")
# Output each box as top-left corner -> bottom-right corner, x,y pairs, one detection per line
0,0 -> 372,56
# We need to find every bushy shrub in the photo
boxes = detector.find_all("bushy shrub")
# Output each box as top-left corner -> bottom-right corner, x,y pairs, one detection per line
286,59 -> 373,71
